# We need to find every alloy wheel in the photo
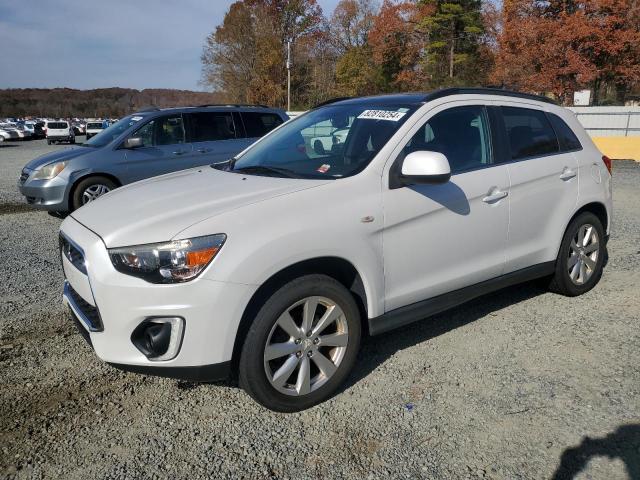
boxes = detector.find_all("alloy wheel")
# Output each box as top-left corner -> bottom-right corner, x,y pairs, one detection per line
567,223 -> 599,285
263,296 -> 349,396
82,184 -> 111,205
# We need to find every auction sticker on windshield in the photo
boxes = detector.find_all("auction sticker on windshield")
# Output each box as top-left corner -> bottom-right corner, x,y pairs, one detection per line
357,110 -> 406,121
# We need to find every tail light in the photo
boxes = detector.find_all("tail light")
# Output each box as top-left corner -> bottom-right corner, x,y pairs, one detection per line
602,155 -> 612,175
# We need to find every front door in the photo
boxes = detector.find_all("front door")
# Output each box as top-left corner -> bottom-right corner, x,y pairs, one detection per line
124,114 -> 193,183
382,104 -> 510,311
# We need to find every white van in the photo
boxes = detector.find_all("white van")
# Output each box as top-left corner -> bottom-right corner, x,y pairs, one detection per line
46,121 -> 75,145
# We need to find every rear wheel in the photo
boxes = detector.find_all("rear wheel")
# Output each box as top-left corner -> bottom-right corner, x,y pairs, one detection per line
71,176 -> 117,211
548,212 -> 606,296
239,275 -> 361,412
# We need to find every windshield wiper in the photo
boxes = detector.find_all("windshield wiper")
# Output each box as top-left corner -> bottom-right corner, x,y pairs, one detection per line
232,165 -> 299,178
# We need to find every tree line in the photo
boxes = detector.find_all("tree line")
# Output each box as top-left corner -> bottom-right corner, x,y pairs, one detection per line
201,0 -> 640,108
0,88 -> 221,118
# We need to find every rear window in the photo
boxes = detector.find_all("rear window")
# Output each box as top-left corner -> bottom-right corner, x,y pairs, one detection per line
241,112 -> 284,138
87,122 -> 104,129
48,122 -> 68,129
547,113 -> 582,152
502,107 -> 559,160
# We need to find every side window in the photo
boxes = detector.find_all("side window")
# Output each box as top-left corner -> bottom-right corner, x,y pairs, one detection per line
502,107 -> 559,160
404,105 -> 492,173
547,113 -> 582,152
241,112 -> 284,138
187,112 -> 235,142
134,115 -> 185,147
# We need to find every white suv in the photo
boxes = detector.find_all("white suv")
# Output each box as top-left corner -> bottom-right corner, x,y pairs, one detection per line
46,121 -> 75,144
59,89 -> 612,411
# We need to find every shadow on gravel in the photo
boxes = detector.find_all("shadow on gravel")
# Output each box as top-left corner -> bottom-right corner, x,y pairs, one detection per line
551,424 -> 640,479
343,281 -> 546,391
0,144 -> 20,148
0,203 -> 35,215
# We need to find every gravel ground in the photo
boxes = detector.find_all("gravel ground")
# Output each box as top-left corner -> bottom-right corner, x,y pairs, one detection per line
1,140 -> 639,480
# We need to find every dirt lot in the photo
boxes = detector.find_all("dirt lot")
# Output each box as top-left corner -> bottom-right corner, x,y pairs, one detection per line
1,140 -> 639,479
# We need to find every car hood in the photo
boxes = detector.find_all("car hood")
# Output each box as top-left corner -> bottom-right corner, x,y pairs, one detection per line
71,167 -> 328,248
23,146 -> 90,170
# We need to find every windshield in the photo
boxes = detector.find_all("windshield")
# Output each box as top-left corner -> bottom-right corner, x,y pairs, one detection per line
231,103 -> 417,179
84,115 -> 145,147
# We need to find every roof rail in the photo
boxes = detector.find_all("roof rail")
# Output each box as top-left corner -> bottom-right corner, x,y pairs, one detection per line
424,88 -> 558,105
196,103 -> 270,108
312,97 -> 352,109
134,105 -> 161,113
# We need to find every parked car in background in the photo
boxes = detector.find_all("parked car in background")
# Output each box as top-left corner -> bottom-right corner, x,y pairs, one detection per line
46,121 -> 75,145
73,122 -> 86,136
33,121 -> 46,139
85,121 -> 106,139
18,105 -> 287,211
56,88 -> 612,411
0,123 -> 22,140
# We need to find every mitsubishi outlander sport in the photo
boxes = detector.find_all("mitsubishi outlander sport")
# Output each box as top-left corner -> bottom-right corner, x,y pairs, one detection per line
59,88 -> 612,412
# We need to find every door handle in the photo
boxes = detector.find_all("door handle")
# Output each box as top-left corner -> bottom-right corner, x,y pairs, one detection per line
482,188 -> 508,204
172,150 -> 186,156
197,148 -> 211,154
560,167 -> 576,180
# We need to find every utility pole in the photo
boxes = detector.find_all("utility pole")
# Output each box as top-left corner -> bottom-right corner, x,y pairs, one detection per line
286,39 -> 291,112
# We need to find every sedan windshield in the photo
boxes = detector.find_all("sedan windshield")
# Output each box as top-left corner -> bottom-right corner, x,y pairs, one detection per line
231,103 -> 417,179
84,115 -> 145,148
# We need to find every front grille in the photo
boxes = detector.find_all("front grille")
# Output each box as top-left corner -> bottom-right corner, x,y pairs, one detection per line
60,234 -> 87,274
66,283 -> 103,332
19,169 -> 30,184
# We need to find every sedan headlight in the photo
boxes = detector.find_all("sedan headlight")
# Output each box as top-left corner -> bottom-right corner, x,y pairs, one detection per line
108,234 -> 226,283
33,161 -> 67,180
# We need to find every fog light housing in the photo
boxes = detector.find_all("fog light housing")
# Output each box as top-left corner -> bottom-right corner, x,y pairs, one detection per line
131,317 -> 184,361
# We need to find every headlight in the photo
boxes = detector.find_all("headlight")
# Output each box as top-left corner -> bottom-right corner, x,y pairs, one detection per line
108,234 -> 226,283
33,161 -> 67,180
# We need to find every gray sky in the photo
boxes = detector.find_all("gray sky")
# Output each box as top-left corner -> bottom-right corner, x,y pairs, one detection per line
0,0 -> 340,91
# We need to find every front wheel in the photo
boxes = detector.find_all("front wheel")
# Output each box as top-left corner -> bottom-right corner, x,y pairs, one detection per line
239,275 -> 361,412
71,176 -> 117,211
547,212 -> 606,296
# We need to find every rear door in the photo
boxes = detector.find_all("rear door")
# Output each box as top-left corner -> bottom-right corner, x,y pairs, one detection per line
497,104 -> 579,272
183,110 -> 245,165
123,114 -> 193,182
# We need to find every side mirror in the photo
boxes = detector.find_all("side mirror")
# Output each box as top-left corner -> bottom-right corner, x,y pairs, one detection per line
123,137 -> 143,149
400,150 -> 451,185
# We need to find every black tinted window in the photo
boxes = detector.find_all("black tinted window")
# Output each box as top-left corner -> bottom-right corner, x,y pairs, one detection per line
502,107 -> 559,159
241,112 -> 284,137
187,112 -> 235,142
48,122 -> 68,129
404,105 -> 492,173
548,113 -> 582,151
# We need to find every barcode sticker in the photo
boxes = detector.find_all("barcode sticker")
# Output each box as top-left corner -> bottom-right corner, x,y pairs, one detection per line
357,110 -> 406,121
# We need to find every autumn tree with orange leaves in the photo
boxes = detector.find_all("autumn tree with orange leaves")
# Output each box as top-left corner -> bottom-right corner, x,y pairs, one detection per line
493,0 -> 640,104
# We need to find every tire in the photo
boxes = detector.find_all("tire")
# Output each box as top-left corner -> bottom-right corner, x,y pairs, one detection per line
47,140 -> 52,145
71,176 -> 117,211
239,274 -> 361,412
547,212 -> 606,296
70,137 -> 75,144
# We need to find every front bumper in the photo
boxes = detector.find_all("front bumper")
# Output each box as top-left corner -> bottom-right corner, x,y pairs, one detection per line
18,173 -> 69,211
59,216 -> 256,379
